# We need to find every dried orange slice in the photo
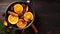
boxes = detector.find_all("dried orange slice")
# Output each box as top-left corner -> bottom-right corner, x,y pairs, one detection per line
24,12 -> 33,21
8,15 -> 18,24
14,4 -> 23,14
16,19 -> 27,29
3,20 -> 8,26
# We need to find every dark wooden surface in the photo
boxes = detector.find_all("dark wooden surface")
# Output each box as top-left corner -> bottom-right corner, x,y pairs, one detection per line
0,0 -> 60,34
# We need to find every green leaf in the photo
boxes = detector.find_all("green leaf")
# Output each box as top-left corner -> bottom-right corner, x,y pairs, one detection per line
0,20 -> 6,34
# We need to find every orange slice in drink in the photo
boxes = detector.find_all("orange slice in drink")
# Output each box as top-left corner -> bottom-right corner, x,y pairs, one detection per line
8,15 -> 18,24
14,4 -> 23,14
24,12 -> 33,21
16,19 -> 27,29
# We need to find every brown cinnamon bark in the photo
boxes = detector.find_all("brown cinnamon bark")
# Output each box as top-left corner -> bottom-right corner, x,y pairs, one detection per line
31,24 -> 38,33
8,11 -> 18,17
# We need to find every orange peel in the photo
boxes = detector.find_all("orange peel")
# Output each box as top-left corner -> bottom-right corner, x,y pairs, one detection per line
16,19 -> 27,29
24,12 -> 33,21
8,15 -> 18,24
14,4 -> 23,14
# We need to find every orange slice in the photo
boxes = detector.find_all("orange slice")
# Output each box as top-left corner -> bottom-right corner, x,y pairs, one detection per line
24,12 -> 33,21
3,20 -> 8,26
16,19 -> 27,29
8,15 -> 18,24
14,4 -> 23,14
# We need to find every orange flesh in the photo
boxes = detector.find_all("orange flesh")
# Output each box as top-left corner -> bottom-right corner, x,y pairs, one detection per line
14,4 -> 23,14
24,12 -> 33,21
8,15 -> 18,24
16,19 -> 27,29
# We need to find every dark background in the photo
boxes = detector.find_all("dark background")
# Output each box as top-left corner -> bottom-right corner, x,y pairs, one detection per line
0,0 -> 60,34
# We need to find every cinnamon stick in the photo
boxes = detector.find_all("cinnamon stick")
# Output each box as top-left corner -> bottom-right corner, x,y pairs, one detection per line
31,24 -> 38,33
8,11 -> 18,17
